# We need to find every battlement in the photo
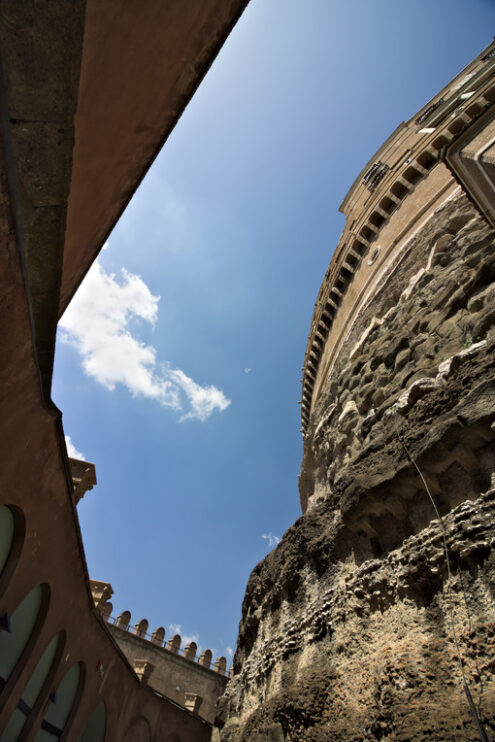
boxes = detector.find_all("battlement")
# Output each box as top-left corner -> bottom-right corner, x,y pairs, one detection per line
109,610 -> 228,675
89,581 -> 228,676
300,38 -> 495,433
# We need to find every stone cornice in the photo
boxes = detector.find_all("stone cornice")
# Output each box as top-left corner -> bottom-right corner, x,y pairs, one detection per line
301,42 -> 495,433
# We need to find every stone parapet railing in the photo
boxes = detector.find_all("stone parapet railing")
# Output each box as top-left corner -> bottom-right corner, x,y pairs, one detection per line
89,580 -> 229,676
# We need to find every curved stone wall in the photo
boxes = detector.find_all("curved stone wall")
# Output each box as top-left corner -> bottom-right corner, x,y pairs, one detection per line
300,43 -> 495,435
215,42 -> 495,742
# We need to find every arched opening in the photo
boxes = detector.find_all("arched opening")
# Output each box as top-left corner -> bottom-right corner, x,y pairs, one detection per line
0,505 -> 25,598
0,584 -> 48,697
35,661 -> 84,740
122,716 -> 151,742
0,506 -> 14,574
1,632 -> 64,741
78,701 -> 106,742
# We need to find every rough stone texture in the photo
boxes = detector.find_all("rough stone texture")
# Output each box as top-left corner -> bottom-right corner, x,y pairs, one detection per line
215,196 -> 495,741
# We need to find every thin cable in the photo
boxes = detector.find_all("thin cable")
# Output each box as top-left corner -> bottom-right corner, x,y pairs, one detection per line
396,433 -> 488,742
457,564 -> 485,713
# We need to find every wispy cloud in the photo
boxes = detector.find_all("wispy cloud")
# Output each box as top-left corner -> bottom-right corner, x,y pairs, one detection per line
168,623 -> 200,649
244,367 -> 252,374
65,435 -> 85,460
59,260 -> 231,422
262,532 -> 281,549
226,646 -> 233,658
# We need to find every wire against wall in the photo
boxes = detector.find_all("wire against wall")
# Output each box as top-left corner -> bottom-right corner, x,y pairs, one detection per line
395,432 -> 488,742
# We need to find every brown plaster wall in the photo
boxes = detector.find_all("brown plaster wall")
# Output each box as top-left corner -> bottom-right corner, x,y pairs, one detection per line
60,0 -> 249,314
0,119 -> 210,742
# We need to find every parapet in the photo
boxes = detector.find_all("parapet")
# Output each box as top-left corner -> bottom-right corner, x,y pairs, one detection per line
300,39 -> 495,435
94,593 -> 228,675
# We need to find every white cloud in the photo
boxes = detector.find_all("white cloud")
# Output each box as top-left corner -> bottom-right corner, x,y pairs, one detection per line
226,646 -> 233,658
59,260 -> 231,422
244,368 -> 251,374
262,532 -> 281,549
168,623 -> 200,650
183,632 -> 200,647
65,435 -> 85,460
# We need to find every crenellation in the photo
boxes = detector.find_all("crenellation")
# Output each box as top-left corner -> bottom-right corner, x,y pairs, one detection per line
199,649 -> 213,669
184,641 -> 197,661
134,618 -> 149,638
151,626 -> 165,645
167,634 -> 181,653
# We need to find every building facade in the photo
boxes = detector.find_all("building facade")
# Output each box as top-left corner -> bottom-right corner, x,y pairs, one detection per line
0,2 -> 249,740
90,581 -> 228,725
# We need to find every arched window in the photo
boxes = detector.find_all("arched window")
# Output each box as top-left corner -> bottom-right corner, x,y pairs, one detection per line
1,632 -> 63,740
0,584 -> 47,694
0,505 -> 24,597
122,716 -> 151,742
78,701 -> 106,742
0,505 -> 14,574
35,662 -> 84,740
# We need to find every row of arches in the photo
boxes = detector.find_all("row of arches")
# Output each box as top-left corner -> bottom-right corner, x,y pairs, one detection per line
0,505 -> 106,741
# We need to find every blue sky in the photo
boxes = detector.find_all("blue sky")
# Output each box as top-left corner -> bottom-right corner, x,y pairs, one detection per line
53,1 -> 495,661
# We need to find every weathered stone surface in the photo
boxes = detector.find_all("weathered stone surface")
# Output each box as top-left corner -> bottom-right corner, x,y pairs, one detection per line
215,200 -> 495,741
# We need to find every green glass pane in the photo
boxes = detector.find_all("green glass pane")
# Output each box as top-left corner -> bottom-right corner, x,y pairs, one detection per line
32,728 -> 57,742
0,707 -> 27,742
36,663 -> 80,737
0,585 -> 42,682
22,633 -> 60,708
0,506 -> 14,575
78,702 -> 106,742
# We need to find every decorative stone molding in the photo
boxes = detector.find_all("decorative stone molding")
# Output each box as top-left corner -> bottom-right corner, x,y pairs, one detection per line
300,40 -> 495,433
90,579 -> 113,609
184,693 -> 203,715
69,457 -> 97,504
133,659 -> 155,686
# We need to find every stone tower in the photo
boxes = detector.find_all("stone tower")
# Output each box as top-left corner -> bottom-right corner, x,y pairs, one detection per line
214,42 -> 495,742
